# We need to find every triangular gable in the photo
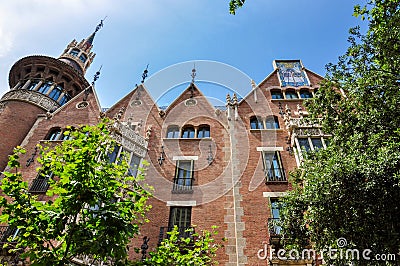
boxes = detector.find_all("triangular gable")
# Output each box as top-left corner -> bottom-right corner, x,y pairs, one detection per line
163,83 -> 216,116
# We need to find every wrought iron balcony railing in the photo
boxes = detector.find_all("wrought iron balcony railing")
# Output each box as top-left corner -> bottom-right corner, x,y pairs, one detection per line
268,218 -> 282,245
265,168 -> 287,182
158,226 -> 195,245
0,226 -> 18,245
28,178 -> 49,193
172,178 -> 193,193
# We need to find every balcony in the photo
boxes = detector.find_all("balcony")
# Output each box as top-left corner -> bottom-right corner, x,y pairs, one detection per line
0,226 -> 18,245
268,218 -> 282,246
28,178 -> 50,193
158,226 -> 195,245
172,180 -> 193,194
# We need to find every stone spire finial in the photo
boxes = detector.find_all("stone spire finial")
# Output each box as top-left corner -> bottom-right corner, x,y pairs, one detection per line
232,93 -> 238,106
58,18 -> 105,74
226,94 -> 232,106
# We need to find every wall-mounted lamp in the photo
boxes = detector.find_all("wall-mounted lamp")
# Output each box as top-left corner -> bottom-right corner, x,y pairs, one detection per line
26,146 -> 38,167
158,145 -> 166,166
207,144 -> 213,165
286,146 -> 294,156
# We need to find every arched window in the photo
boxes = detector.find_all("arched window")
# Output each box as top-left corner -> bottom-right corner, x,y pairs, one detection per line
166,125 -> 180,138
46,128 -> 62,140
271,90 -> 284,99
265,116 -> 280,129
250,116 -> 264,129
285,90 -> 298,99
300,89 -> 313,99
197,125 -> 210,138
79,53 -> 87,63
181,126 -> 195,138
48,85 -> 63,101
69,49 -> 79,57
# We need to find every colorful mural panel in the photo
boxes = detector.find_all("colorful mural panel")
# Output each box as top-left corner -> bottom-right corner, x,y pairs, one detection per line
275,60 -> 309,87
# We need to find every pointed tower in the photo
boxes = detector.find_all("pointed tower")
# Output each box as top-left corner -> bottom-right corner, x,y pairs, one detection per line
0,21 -> 104,170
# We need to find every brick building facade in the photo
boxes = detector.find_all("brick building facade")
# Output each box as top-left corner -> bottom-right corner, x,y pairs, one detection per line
0,27 -> 325,266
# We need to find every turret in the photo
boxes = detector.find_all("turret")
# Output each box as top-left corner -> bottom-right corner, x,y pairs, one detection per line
0,21 -> 104,170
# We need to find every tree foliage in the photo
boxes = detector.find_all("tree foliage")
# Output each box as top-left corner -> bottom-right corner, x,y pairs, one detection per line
133,226 -> 222,266
229,0 -> 245,15
0,120 -> 151,265
281,1 -> 400,265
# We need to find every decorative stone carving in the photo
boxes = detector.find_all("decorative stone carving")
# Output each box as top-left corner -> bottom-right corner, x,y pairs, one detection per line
0,89 -> 60,111
76,101 -> 89,109
0,102 -> 6,112
112,122 -> 148,158
185,98 -> 197,106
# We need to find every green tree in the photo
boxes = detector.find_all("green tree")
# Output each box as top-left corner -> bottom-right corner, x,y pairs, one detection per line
229,0 -> 245,14
280,1 -> 400,265
0,120 -> 151,265
134,226 -> 222,266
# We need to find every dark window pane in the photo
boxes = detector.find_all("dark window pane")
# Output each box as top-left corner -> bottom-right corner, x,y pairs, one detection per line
46,128 -> 61,140
70,49 -> 79,56
250,117 -> 264,129
169,207 -> 191,229
197,125 -> 210,138
271,90 -> 284,99
167,126 -> 179,138
300,90 -> 313,99
181,127 -> 195,138
129,154 -> 141,177
285,90 -> 298,99
265,117 -> 279,129
48,86 -> 63,101
37,82 -> 52,94
298,138 -> 311,152
311,138 -> 323,150
108,145 -> 120,163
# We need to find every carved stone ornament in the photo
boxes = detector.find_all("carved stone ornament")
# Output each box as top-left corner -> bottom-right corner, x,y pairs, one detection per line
130,100 -> 142,106
0,89 -> 60,112
185,98 -> 197,106
76,101 -> 89,109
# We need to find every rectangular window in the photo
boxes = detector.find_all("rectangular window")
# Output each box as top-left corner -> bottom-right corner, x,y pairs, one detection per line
311,137 -> 323,150
173,160 -> 194,192
263,151 -> 286,182
107,145 -> 121,163
298,138 -> 311,152
168,207 -> 192,229
269,198 -> 282,235
129,154 -> 141,177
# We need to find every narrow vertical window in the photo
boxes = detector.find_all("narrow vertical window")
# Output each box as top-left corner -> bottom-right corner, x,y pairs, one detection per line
129,154 -> 141,177
285,90 -> 298,99
197,125 -> 210,138
48,85 -> 63,101
37,81 -> 52,94
166,126 -> 180,138
271,90 -> 284,99
300,89 -> 313,99
173,160 -> 194,192
181,126 -> 195,138
168,207 -> 192,230
263,151 -> 286,182
250,116 -> 264,129
265,116 -> 280,129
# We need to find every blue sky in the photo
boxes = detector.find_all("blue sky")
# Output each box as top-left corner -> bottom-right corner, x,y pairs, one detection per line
0,0 -> 366,108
